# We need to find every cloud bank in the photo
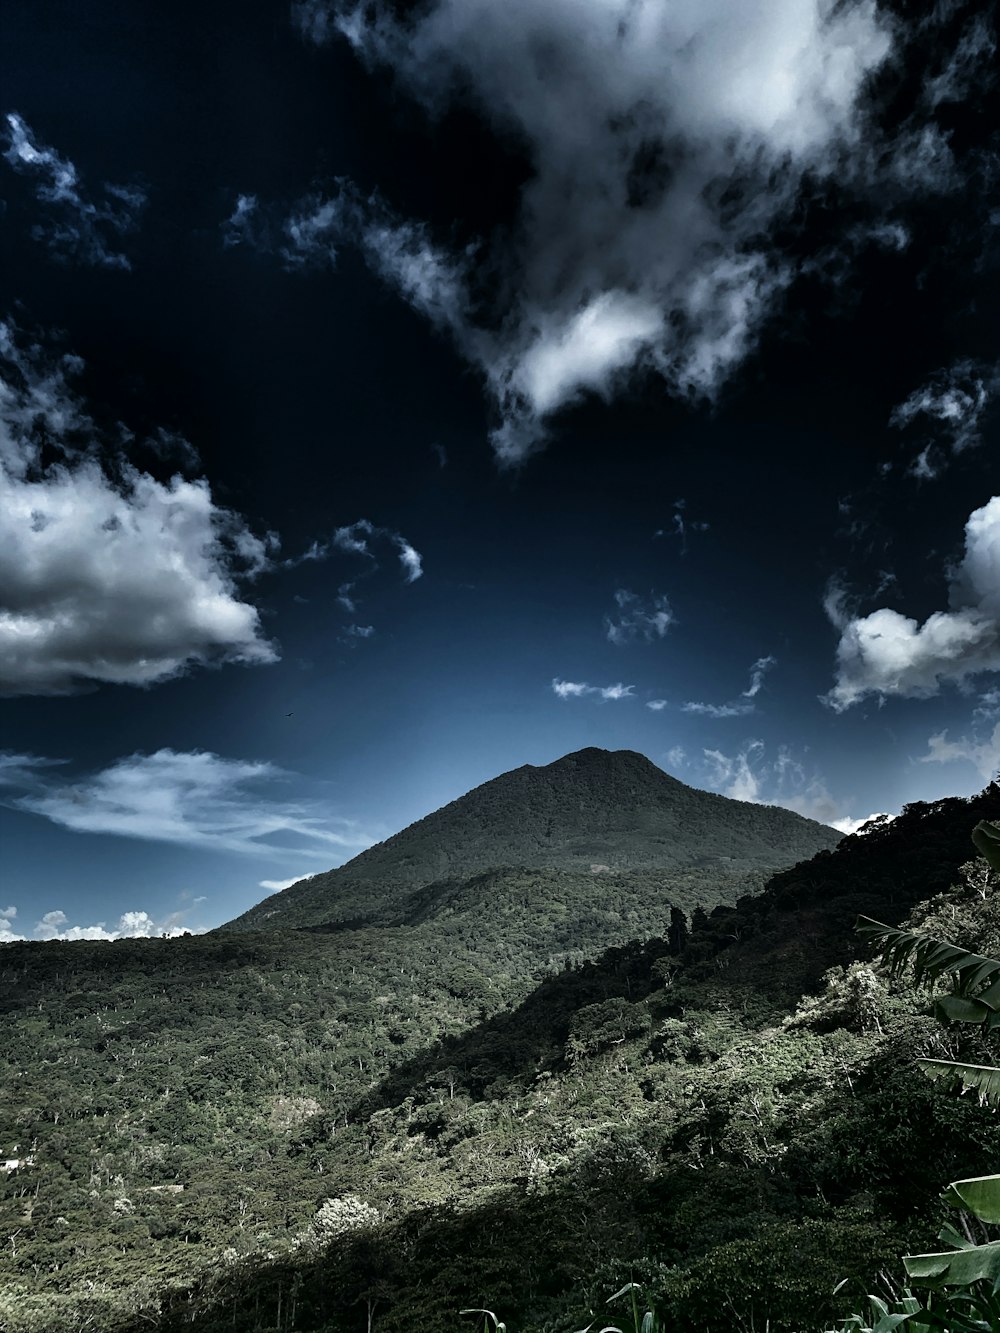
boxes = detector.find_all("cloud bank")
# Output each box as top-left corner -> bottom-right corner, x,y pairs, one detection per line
825,496 -> 1000,710
291,0 -> 975,463
0,323 -> 276,695
3,113 -> 146,269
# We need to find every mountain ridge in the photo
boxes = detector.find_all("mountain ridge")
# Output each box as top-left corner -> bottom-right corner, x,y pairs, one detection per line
225,746 -> 842,931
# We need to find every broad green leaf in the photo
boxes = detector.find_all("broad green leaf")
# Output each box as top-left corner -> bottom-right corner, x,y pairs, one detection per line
935,995 -> 992,1024
917,1060 -> 1000,1108
941,1175 -> 1000,1224
972,821 -> 1000,872
939,1222 -> 977,1251
903,1240 -> 1000,1287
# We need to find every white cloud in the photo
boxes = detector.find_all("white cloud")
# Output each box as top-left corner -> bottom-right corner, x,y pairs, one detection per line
665,745 -> 686,768
2,113 -> 146,269
31,908 -> 189,942
700,738 -> 852,829
551,678 -> 634,701
646,699 -> 668,711
683,700 -> 754,718
259,875 -> 314,892
831,811 -> 896,836
362,215 -> 472,335
890,360 -> 998,478
605,589 -> 674,645
919,723 -> 1000,782
341,623 -> 375,640
825,496 -> 1000,710
395,538 -> 423,584
682,654 -> 777,717
704,741 -> 765,803
0,323 -> 277,695
294,0 -> 976,463
601,682 -> 635,701
331,519 -> 424,582
0,906 -> 15,920
3,750 -> 373,858
743,655 -> 777,698
552,679 -> 591,699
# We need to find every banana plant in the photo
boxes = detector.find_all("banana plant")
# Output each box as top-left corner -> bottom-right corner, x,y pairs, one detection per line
846,820 -> 1000,1321
856,820 -> 1000,1106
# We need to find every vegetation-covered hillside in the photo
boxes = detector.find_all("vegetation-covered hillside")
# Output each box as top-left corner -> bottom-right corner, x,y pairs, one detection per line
0,781 -> 997,1332
228,748 -> 842,931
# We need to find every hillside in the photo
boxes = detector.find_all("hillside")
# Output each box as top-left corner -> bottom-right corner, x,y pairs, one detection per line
0,780 -> 995,1333
227,747 -> 842,931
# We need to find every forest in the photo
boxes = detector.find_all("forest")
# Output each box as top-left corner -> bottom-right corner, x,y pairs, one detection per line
0,763 -> 998,1332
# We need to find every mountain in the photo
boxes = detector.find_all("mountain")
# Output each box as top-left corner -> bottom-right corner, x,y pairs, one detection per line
1,780 -> 996,1333
226,747 -> 842,931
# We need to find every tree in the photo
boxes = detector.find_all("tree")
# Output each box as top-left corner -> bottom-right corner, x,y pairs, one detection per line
668,906 -> 689,956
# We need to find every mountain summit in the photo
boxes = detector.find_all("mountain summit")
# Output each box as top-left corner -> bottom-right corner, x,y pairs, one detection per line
225,748 -> 841,932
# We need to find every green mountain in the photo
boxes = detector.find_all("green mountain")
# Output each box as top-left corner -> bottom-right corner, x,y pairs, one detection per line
1,759 -> 995,1333
227,747 -> 842,931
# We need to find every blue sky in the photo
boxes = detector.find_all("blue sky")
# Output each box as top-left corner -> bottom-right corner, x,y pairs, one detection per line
1,0 -> 998,940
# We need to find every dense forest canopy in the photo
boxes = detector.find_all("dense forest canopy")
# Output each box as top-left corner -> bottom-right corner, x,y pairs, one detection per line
0,760 -> 997,1332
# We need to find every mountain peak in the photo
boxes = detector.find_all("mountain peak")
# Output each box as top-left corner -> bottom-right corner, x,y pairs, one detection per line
224,747 -> 842,932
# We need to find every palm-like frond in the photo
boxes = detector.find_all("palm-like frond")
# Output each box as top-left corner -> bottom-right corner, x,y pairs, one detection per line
916,1061 -> 1000,1109
856,918 -> 1000,1016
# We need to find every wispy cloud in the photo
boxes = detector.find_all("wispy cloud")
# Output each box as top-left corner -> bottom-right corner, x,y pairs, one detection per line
646,699 -> 668,712
2,750 -> 373,859
259,875 -> 314,893
2,113 -> 146,269
293,0 -> 978,464
331,519 -> 423,583
282,518 -> 423,640
742,655 -> 777,699
0,323 -> 276,696
701,738 -> 854,830
919,723 -> 1000,783
825,496 -> 1000,710
605,589 -> 674,646
552,678 -> 634,702
340,623 -> 375,643
683,700 -> 754,719
656,499 -> 710,555
682,655 -> 777,717
222,193 -> 265,250
890,360 -> 998,480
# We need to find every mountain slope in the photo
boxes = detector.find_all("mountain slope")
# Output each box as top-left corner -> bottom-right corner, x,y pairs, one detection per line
226,747 -> 842,931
